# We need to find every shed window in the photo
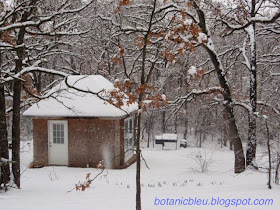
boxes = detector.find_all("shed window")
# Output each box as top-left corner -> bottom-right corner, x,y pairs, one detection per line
129,119 -> 133,133
125,118 -> 133,135
124,116 -> 134,162
125,120 -> 128,135
53,124 -> 64,144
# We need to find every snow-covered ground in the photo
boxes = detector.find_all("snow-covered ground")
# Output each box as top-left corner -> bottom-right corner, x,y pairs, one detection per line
1,140 -> 279,210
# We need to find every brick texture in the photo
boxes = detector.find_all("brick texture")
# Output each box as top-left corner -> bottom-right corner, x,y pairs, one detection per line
32,118 -> 125,168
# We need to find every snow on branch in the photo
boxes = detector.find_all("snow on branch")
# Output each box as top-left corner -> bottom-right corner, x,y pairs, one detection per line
271,73 -> 280,77
250,11 -> 280,24
232,100 -> 253,113
256,101 -> 280,115
232,100 -> 279,116
170,86 -> 224,106
219,9 -> 280,35
25,29 -> 91,37
2,67 -> 68,84
240,36 -> 251,70
0,0 -> 94,32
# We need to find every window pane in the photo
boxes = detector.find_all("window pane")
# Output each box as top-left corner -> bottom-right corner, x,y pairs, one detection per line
52,123 -> 66,144
124,138 -> 128,148
124,121 -> 128,135
128,119 -> 133,133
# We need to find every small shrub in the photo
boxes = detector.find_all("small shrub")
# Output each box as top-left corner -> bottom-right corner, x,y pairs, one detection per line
157,182 -> 163,187
192,149 -> 215,173
172,182 -> 177,186
148,183 -> 155,187
197,182 -> 203,186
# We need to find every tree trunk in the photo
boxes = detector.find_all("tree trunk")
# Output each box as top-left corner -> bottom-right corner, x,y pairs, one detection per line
174,115 -> 178,134
275,155 -> 280,184
223,109 -> 228,147
0,49 -> 10,187
135,113 -> 142,210
12,24 -> 25,190
202,116 -> 206,142
162,110 -> 166,133
230,141 -> 233,151
223,134 -> 227,147
12,63 -> 22,189
246,2 -> 257,167
146,114 -> 153,148
0,85 -> 10,186
246,114 -> 257,166
265,121 -> 272,189
147,130 -> 150,148
147,120 -> 150,148
183,103 -> 188,139
33,72 -> 42,93
11,0 -> 36,188
204,45 -> 245,173
224,106 -> 245,173
199,132 -> 202,148
194,0 -> 245,173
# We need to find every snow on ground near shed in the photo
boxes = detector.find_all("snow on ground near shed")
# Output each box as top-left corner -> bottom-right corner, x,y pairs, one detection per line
1,140 -> 280,210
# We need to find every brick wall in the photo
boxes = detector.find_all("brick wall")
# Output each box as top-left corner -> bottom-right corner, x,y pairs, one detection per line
32,118 -> 124,168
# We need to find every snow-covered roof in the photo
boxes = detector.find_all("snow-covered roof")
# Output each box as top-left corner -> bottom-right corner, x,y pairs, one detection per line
23,75 -> 138,118
155,134 -> 178,140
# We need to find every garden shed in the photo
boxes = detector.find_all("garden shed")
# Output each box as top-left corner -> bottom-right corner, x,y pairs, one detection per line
23,75 -> 138,169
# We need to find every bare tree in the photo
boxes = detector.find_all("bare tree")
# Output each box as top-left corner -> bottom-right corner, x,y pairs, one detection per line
0,0 -> 93,188
216,0 -> 280,166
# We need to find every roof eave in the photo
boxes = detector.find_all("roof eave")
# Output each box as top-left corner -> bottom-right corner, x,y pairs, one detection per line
23,114 -> 128,119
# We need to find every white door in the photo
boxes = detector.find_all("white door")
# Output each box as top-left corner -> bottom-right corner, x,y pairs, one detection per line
48,120 -> 68,165
124,117 -> 134,162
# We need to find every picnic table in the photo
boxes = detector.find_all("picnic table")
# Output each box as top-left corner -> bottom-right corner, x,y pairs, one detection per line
155,133 -> 178,149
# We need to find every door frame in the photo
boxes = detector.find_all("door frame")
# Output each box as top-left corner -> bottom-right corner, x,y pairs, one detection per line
48,120 -> 69,165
